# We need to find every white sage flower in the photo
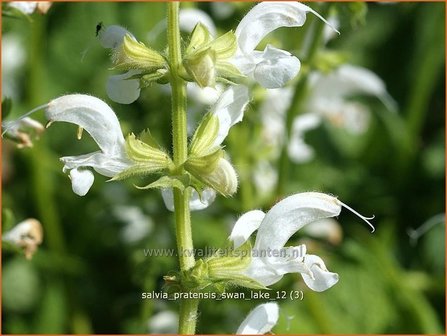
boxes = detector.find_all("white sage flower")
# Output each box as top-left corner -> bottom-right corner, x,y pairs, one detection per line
3,94 -> 133,196
236,302 -> 279,334
232,2 -> 337,88
229,192 -> 374,291
3,218 -> 43,259
45,94 -> 133,196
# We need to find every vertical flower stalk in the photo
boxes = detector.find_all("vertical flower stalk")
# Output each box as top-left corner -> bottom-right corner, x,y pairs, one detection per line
167,2 -> 198,334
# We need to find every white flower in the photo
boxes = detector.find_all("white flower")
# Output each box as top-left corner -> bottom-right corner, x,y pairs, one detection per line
45,94 -> 133,196
236,302 -> 279,334
3,94 -> 133,195
229,192 -> 374,291
232,2 -> 337,89
3,219 -> 43,259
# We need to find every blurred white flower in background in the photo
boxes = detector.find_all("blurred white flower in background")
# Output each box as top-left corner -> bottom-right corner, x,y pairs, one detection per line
259,64 -> 395,163
113,205 -> 153,243
7,1 -> 52,15
2,34 -> 26,99
147,310 -> 178,334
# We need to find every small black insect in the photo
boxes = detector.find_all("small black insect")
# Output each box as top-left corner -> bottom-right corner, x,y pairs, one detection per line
95,22 -> 103,37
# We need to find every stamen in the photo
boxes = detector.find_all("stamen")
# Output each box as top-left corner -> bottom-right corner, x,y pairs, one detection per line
1,103 -> 49,136
45,120 -> 54,129
77,126 -> 84,140
338,200 -> 375,233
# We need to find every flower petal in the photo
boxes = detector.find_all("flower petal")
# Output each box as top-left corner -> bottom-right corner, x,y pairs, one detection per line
106,70 -> 141,104
69,168 -> 95,196
254,192 -> 342,251
229,210 -> 266,249
210,85 -> 249,147
61,151 -> 131,178
252,45 -> 301,88
301,254 -> 339,291
245,245 -> 309,286
190,188 -> 217,210
235,2 -> 336,54
236,302 -> 279,334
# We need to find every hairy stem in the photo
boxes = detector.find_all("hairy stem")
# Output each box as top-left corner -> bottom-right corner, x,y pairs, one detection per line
167,2 -> 198,334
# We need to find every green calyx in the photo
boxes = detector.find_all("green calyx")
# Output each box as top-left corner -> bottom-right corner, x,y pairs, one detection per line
184,112 -> 238,197
182,23 -> 245,88
113,34 -> 166,72
165,241 -> 266,293
111,131 -> 173,181
189,113 -> 219,156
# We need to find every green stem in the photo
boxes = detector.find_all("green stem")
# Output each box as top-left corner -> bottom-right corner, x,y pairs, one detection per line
167,2 -> 198,334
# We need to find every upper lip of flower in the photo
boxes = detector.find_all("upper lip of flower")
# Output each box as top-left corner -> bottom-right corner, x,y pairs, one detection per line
230,2 -> 338,89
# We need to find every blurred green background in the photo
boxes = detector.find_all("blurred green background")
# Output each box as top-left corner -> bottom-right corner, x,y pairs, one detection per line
2,2 -> 445,334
